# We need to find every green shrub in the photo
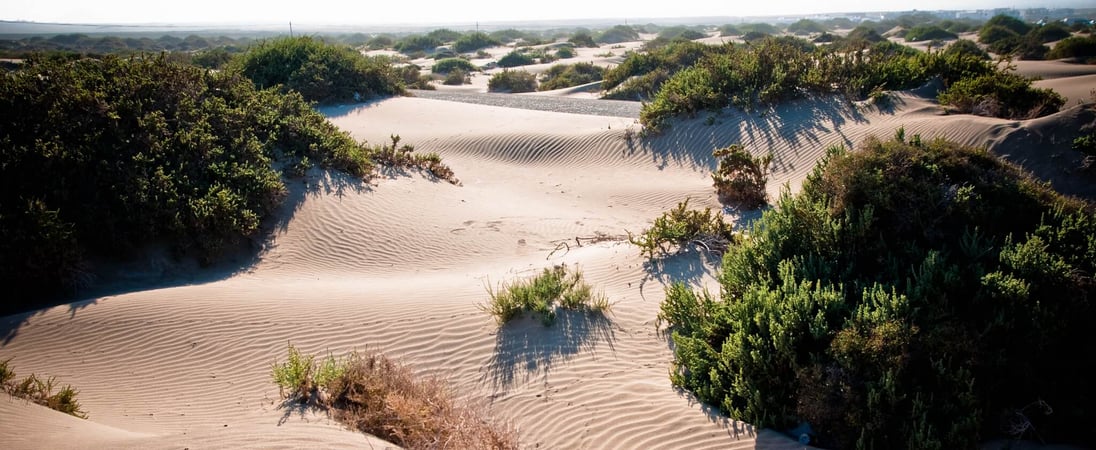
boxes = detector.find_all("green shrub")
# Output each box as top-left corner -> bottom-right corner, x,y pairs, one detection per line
555,45 -> 575,59
487,70 -> 537,93
1048,35 -> 1096,60
496,51 -> 535,68
787,19 -> 827,35
943,39 -> 990,60
660,135 -> 1096,448
719,25 -> 741,37
712,144 -> 772,209
628,199 -> 736,258
538,62 -> 604,91
0,57 -> 454,312
443,68 -> 470,85
984,14 -> 1033,36
481,264 -> 609,326
1,359 -> 87,419
394,34 -> 442,54
601,40 -> 714,99
453,32 -> 500,53
232,36 -> 403,104
426,28 -> 462,43
191,47 -> 234,69
1032,23 -> 1073,43
939,70 -> 1065,119
657,26 -> 707,41
272,343 -> 316,402
431,57 -> 476,74
569,31 -> 597,48
905,25 -> 958,42
596,25 -> 640,44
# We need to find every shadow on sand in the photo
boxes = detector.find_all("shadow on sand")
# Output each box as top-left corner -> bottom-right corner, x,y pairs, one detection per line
0,167 -> 374,345
483,310 -> 616,390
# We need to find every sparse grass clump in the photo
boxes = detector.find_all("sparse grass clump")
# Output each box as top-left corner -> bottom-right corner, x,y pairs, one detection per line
371,135 -> 460,185
628,199 -> 737,258
1,358 -> 87,419
272,345 -> 516,449
482,264 -> 609,326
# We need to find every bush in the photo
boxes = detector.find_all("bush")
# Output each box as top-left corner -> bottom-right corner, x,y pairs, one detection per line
719,25 -> 741,37
0,57 -> 454,312
1032,23 -> 1073,43
787,19 -> 827,35
943,39 -> 990,60
538,62 -> 604,91
443,68 -> 470,85
596,25 -> 640,44
555,45 -> 575,59
712,144 -> 772,209
657,26 -> 707,41
660,136 -> 1096,448
481,264 -> 609,326
1048,35 -> 1096,60
496,51 -> 534,68
453,32 -> 500,53
272,345 -> 518,449
394,34 -> 442,54
939,70 -> 1065,119
601,40 -> 716,99
431,57 -> 476,74
1,358 -> 87,418
569,31 -> 597,48
232,36 -> 403,104
984,14 -> 1033,36
628,199 -> 736,258
487,70 -> 537,93
905,25 -> 958,42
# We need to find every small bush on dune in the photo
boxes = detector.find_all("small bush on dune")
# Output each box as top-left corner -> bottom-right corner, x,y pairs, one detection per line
661,135 -> 1096,448
431,57 -> 477,74
1048,35 -> 1096,60
628,199 -> 737,258
487,70 -> 537,93
481,264 -> 609,326
1,358 -> 87,419
596,25 -> 640,44
496,51 -> 534,68
538,62 -> 604,91
905,25 -> 958,42
569,31 -> 597,48
943,39 -> 990,60
712,144 -> 772,209
443,68 -> 470,85
371,135 -> 459,184
272,345 -> 517,449
453,32 -> 501,53
555,45 -> 575,59
232,36 -> 403,104
938,70 -> 1065,119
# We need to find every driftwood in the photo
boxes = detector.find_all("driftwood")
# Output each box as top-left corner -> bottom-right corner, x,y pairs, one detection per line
547,231 -> 627,259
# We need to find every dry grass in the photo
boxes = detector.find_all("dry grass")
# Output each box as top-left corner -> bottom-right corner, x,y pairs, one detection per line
272,346 -> 517,449
0,358 -> 87,419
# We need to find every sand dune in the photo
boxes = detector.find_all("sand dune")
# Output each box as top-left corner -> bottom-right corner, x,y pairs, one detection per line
3,69 -> 1094,449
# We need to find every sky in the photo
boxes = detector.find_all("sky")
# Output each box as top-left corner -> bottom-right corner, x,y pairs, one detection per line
3,0 -> 1089,25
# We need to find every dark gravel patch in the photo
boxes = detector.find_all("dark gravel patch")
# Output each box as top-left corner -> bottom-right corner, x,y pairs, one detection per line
409,90 -> 640,119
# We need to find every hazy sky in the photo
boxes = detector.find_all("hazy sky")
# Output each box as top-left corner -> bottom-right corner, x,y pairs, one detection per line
3,0 -> 1087,24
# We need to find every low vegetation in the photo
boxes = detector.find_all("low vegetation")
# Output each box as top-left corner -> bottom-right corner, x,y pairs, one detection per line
487,70 -> 537,93
1,358 -> 87,419
431,57 -> 477,74
904,25 -> 957,42
481,264 -> 610,326
0,55 -> 454,313
629,35 -> 1062,130
1048,35 -> 1096,61
538,62 -> 605,91
596,25 -> 640,44
601,40 -> 714,100
711,144 -> 772,209
938,70 -> 1065,119
232,36 -> 403,104
272,344 -> 517,449
628,200 -> 736,258
496,51 -> 535,68
659,135 -> 1096,448
454,32 -> 501,53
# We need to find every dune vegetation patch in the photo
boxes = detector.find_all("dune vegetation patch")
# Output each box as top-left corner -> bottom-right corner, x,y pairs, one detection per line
1,358 -> 87,419
537,62 -> 605,91
481,264 -> 610,326
272,344 -> 517,449
606,35 -> 1065,130
628,200 -> 736,259
658,133 -> 1096,448
232,36 -> 403,104
487,70 -> 537,93
0,55 -> 455,312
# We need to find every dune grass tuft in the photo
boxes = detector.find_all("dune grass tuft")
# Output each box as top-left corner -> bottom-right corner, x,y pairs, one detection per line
0,358 -> 87,419
482,264 -> 610,326
271,345 -> 516,449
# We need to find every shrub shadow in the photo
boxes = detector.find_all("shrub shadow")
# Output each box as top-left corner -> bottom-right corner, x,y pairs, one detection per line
483,310 -> 616,390
627,95 -> 871,171
638,249 -> 721,303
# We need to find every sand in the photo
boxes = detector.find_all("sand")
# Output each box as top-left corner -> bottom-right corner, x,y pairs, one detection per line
2,49 -> 1095,449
